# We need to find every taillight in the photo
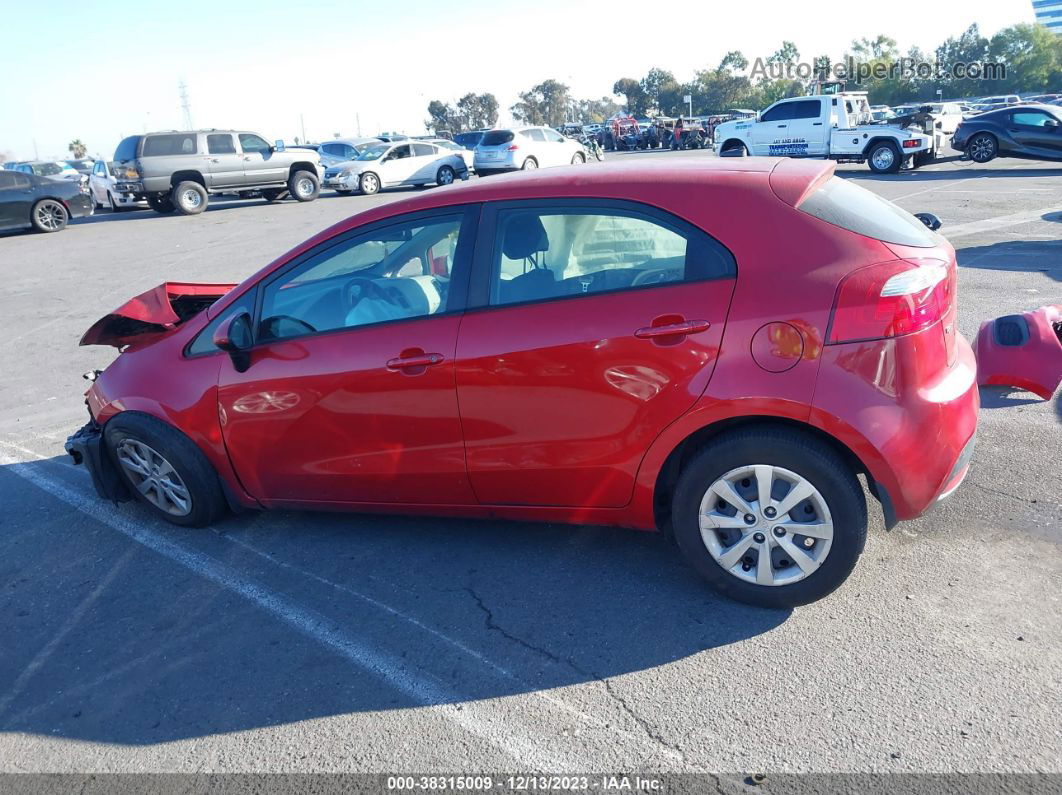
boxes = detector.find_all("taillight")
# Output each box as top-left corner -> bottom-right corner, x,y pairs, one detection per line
902,139 -> 921,148
506,144 -> 520,151
828,258 -> 952,343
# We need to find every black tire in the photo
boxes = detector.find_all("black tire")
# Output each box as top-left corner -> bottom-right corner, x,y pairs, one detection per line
671,428 -> 867,608
103,412 -> 227,528
261,188 -> 286,202
30,199 -> 68,233
359,171 -> 380,195
867,142 -> 902,174
571,152 -> 586,164
966,132 -> 998,164
288,170 -> 320,202
436,165 -> 456,186
521,157 -> 538,170
720,142 -> 748,157
172,180 -> 208,215
148,195 -> 175,214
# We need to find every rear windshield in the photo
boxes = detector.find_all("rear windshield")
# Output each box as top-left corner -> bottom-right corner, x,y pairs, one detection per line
142,133 -> 198,157
453,131 -> 483,148
480,130 -> 514,146
114,135 -> 141,161
797,176 -> 940,248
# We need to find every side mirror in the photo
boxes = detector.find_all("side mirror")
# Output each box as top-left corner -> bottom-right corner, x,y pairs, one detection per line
914,212 -> 942,231
1045,119 -> 1060,129
213,311 -> 253,372
274,139 -> 286,151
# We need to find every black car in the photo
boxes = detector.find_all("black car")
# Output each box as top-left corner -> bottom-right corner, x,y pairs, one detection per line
0,169 -> 94,233
952,103 -> 1062,163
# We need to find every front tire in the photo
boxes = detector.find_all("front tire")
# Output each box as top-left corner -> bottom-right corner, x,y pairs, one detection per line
104,412 -> 227,528
966,132 -> 998,164
288,170 -> 320,202
867,142 -> 901,174
359,172 -> 380,195
571,152 -> 586,164
30,199 -> 68,232
671,428 -> 867,608
721,142 -> 748,157
172,181 -> 208,215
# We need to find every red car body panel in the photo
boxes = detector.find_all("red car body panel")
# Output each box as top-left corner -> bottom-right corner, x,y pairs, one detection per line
77,158 -> 979,531
80,282 -> 235,348
974,305 -> 1062,400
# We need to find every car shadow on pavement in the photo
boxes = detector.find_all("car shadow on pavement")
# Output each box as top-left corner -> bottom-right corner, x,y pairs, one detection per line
978,385 -> 1042,409
0,456 -> 789,745
955,240 -> 1062,282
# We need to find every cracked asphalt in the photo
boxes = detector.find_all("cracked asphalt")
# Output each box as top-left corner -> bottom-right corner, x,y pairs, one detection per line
0,152 -> 1059,778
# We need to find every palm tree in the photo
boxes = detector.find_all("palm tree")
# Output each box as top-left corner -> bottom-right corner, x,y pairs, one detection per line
68,139 -> 87,159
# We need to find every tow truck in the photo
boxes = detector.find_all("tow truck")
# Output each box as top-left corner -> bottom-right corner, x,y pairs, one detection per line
713,85 -> 948,173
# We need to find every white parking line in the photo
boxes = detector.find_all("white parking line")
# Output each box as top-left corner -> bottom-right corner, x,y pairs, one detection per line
944,204 -> 1062,240
0,444 -> 590,770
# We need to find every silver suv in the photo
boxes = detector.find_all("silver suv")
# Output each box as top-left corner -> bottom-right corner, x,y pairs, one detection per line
112,130 -> 324,215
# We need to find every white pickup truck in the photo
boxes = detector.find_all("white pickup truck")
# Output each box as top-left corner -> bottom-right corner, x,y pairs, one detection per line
713,92 -> 947,173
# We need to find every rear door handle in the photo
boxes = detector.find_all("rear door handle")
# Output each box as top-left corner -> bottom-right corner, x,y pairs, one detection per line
635,320 -> 710,339
386,353 -> 444,370
777,124 -> 788,128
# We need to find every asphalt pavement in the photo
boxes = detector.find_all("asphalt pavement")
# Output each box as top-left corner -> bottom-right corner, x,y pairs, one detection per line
0,152 -> 1058,780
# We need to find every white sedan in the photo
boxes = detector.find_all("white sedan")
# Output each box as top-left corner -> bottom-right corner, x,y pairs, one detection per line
323,141 -> 469,196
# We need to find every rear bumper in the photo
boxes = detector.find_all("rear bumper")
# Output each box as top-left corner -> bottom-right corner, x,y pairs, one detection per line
65,420 -> 129,502
474,166 -> 518,176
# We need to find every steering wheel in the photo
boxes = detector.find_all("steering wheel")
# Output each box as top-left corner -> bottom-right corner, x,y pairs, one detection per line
345,276 -> 407,311
259,315 -> 317,340
631,267 -> 680,287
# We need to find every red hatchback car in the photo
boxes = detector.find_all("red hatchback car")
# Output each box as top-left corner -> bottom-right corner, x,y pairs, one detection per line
66,159 -> 978,607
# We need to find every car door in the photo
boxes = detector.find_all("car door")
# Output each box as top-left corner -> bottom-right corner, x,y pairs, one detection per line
522,128 -> 548,165
0,171 -> 36,230
790,98 -> 826,155
215,206 -> 478,506
89,160 -> 108,203
455,199 -> 736,508
1005,109 -> 1062,158
205,133 -> 243,188
409,142 -> 443,183
378,144 -> 416,186
238,132 -> 286,185
540,127 -> 570,165
750,102 -> 793,155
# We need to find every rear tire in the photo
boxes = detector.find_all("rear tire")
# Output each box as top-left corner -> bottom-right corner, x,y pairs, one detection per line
148,195 -> 175,214
288,170 -> 320,202
521,157 -> 538,170
671,428 -> 867,608
867,142 -> 901,174
103,412 -> 227,528
966,132 -> 998,164
172,181 -> 208,215
436,165 -> 456,186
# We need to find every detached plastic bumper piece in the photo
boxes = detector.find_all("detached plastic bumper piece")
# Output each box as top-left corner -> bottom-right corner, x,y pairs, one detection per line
974,305 -> 1062,400
65,421 -> 130,502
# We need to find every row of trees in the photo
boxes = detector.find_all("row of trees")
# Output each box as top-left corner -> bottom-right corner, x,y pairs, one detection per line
427,23 -> 1062,130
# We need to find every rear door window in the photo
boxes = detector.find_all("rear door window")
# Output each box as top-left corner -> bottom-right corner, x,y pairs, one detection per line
486,202 -> 736,307
412,143 -> 436,156
797,176 -> 940,247
208,134 -> 236,154
143,134 -> 198,156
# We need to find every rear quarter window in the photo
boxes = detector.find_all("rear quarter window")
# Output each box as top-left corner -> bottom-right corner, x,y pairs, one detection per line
797,176 -> 940,248
480,130 -> 514,146
142,133 -> 198,157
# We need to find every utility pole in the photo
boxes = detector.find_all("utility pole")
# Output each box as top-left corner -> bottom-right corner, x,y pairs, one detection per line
356,113 -> 361,137
178,80 -> 193,130
300,114 -> 306,144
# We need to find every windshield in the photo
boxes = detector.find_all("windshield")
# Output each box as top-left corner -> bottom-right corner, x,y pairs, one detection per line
355,144 -> 390,161
33,162 -> 64,176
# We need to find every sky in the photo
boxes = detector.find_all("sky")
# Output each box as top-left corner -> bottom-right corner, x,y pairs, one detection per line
0,0 -> 1035,162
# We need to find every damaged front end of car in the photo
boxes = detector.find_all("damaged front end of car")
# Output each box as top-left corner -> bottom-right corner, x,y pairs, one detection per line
65,281 -> 236,496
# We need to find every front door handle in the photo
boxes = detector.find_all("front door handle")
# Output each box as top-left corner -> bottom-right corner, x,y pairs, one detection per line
635,320 -> 710,339
386,352 -> 444,370
777,124 -> 788,128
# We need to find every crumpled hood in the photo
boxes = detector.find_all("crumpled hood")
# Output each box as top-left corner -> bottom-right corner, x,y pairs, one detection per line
80,282 -> 235,348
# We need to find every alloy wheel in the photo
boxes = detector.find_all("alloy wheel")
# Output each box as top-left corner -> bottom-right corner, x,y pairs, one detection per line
969,135 -> 996,162
697,465 -> 833,587
115,439 -> 193,517
35,200 -> 67,231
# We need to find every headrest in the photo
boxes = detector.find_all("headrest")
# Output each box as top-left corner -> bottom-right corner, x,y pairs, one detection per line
502,214 -> 549,260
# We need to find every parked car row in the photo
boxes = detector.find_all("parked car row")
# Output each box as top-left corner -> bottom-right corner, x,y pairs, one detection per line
0,169 -> 93,234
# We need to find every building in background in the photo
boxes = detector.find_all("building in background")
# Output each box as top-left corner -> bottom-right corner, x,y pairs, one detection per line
1032,0 -> 1062,33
